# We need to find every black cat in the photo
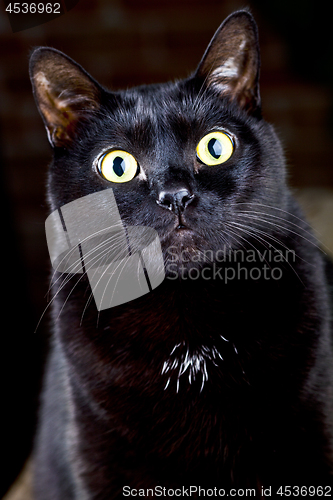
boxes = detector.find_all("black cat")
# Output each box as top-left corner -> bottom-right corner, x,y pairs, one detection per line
29,10 -> 333,499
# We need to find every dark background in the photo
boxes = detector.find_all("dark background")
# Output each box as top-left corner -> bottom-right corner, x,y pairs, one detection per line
1,0 -> 333,496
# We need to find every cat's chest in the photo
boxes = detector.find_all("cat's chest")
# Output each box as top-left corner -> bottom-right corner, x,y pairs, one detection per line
53,269 -> 317,489
57,275 -> 287,435
56,269 -> 300,388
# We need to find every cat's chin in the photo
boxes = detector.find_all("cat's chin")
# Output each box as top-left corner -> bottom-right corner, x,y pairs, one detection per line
161,227 -> 217,276
161,226 -> 197,252
174,226 -> 195,236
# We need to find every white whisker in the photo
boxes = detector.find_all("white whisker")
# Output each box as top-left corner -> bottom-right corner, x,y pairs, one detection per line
225,220 -> 304,284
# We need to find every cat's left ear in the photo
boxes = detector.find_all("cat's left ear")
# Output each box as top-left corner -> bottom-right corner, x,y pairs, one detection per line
195,10 -> 261,116
29,47 -> 102,148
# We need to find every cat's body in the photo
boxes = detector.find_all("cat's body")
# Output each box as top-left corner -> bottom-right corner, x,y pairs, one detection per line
30,11 -> 333,499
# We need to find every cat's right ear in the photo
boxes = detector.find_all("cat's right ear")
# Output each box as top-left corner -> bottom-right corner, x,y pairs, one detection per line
194,11 -> 261,117
29,47 -> 102,148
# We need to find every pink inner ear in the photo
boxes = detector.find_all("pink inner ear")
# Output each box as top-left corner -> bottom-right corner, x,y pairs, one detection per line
30,48 -> 101,147
195,12 -> 261,115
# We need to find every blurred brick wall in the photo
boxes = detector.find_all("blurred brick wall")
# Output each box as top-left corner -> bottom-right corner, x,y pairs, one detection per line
1,0 -> 333,315
1,0 -> 333,494
0,0 -> 246,315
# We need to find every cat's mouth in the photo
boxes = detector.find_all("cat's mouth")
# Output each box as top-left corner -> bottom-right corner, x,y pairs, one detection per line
173,210 -> 191,231
172,221 -> 197,239
154,205 -> 210,262
157,210 -> 195,235
159,222 -> 212,273
159,219 -> 196,243
175,223 -> 191,231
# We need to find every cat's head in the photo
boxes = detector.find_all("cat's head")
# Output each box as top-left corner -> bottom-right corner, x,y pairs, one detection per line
30,10 -> 286,274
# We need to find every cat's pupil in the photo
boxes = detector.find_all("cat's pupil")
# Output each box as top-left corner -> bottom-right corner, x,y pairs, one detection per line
113,156 -> 125,177
208,138 -> 222,159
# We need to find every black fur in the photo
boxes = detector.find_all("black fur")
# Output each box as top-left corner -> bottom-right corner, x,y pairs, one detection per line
30,11 -> 333,499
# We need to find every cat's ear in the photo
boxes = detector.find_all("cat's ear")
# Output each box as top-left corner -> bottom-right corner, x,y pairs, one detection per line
29,47 -> 102,148
195,11 -> 261,116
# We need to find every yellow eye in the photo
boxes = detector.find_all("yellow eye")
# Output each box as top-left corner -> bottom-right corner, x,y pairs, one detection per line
98,150 -> 138,183
196,131 -> 234,166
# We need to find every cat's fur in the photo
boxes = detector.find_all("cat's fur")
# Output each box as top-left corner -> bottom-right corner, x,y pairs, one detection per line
30,11 -> 333,498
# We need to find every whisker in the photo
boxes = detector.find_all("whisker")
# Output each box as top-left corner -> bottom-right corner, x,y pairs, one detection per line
225,220 -> 304,284
54,239 -> 126,322
57,238 -> 126,322
237,209 -> 315,238
48,230 -> 128,293
229,201 -> 312,225
223,222 -> 279,271
192,50 -> 221,112
236,211 -> 327,255
229,201 -> 330,249
80,241 -> 124,324
36,232 -> 130,331
224,221 -> 272,255
81,244 -> 139,325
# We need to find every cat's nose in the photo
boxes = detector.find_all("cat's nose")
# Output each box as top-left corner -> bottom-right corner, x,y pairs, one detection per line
157,188 -> 194,213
